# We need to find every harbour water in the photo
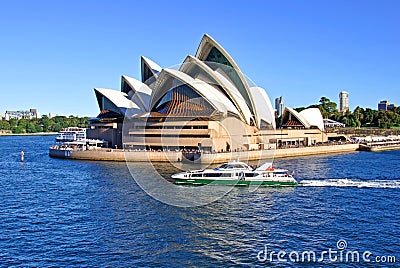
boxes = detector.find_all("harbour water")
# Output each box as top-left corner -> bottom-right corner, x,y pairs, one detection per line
0,135 -> 399,267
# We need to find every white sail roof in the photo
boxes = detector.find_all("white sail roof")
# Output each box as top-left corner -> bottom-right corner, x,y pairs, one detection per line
283,107 -> 311,128
152,68 -> 240,117
141,56 -> 162,83
299,108 -> 325,131
141,56 -> 162,73
121,75 -> 152,111
94,88 -> 140,109
282,107 -> 325,131
195,34 -> 257,124
250,86 -> 275,128
179,55 -> 253,124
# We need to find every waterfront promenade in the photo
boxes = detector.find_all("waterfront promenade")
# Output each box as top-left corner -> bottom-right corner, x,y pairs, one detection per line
49,143 -> 359,163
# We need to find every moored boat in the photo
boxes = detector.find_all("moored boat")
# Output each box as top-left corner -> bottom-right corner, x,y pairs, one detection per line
172,161 -> 297,186
56,127 -> 86,142
53,127 -> 106,149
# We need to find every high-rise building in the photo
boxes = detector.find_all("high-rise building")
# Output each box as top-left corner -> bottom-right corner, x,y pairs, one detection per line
339,91 -> 349,113
378,100 -> 395,111
30,108 -> 38,118
378,100 -> 388,111
378,100 -> 396,111
275,96 -> 284,117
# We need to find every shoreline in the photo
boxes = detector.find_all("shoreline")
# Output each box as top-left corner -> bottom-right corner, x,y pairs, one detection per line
0,132 -> 57,136
49,143 -> 361,163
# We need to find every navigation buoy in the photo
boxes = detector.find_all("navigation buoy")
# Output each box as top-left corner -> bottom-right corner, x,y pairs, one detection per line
20,150 -> 25,162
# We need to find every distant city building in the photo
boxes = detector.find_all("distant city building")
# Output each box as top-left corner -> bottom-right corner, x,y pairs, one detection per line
31,108 -> 39,118
49,112 -> 53,119
30,108 -> 37,116
275,96 -> 284,117
0,114 -> 2,121
378,100 -> 395,111
339,91 -> 349,113
378,100 -> 388,111
4,109 -> 38,120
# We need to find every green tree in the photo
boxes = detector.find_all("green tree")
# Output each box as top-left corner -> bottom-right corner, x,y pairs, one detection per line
0,120 -> 10,130
294,107 -> 306,113
9,118 -> 18,129
1,115 -> 89,134
13,126 -> 26,134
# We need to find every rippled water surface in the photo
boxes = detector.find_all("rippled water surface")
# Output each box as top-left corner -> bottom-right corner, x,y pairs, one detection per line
0,136 -> 399,267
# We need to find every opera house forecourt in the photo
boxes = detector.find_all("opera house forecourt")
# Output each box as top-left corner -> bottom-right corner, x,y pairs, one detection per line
50,34 -> 358,162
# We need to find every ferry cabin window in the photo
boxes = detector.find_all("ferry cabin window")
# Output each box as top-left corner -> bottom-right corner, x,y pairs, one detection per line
191,173 -> 203,177
203,173 -> 232,177
217,164 -> 247,169
244,173 -> 259,177
238,164 -> 248,169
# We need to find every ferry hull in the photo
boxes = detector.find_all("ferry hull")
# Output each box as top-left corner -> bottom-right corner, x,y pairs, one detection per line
174,178 -> 298,187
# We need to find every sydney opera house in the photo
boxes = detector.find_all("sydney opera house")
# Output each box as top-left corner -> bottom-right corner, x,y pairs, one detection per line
87,34 -> 328,153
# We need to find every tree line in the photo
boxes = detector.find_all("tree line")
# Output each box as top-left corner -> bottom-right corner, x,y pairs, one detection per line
0,115 -> 89,134
295,97 -> 400,129
2,98 -> 399,133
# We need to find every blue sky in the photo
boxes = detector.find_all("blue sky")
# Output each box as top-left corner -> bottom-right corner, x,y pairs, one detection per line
0,0 -> 399,116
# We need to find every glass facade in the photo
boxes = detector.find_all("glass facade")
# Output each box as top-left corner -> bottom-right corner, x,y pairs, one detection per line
185,62 -> 238,111
152,84 -> 214,117
122,80 -> 133,94
102,97 -> 121,115
205,47 -> 254,117
141,61 -> 157,83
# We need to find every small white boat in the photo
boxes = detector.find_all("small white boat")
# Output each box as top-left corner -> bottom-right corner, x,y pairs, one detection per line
172,161 -> 297,186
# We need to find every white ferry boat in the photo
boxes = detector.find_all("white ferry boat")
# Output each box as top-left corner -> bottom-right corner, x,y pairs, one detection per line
172,161 -> 297,186
54,127 -> 105,148
56,127 -> 86,142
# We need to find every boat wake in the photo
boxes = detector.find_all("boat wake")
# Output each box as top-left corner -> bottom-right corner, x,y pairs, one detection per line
299,178 -> 400,188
